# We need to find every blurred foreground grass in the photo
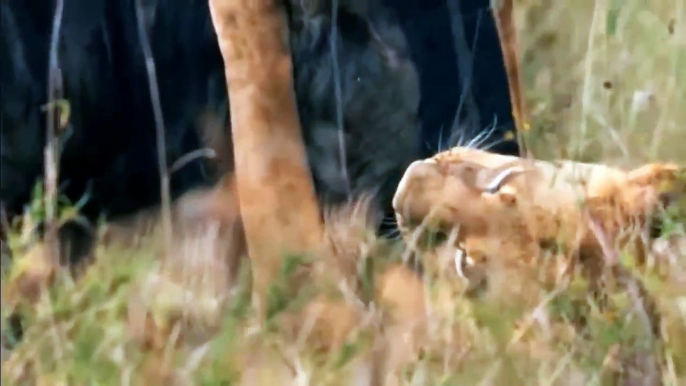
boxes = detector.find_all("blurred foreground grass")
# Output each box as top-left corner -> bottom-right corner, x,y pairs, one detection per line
2,0 -> 686,385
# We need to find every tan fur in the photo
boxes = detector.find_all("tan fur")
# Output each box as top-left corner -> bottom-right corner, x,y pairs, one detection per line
393,159 -> 522,241
209,0 -> 328,320
394,146 -> 680,288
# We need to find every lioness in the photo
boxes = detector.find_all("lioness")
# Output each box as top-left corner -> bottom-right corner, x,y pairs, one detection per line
393,146 -> 680,288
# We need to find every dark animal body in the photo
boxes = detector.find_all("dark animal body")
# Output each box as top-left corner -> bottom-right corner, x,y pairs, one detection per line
385,0 -> 519,157
0,0 -> 518,260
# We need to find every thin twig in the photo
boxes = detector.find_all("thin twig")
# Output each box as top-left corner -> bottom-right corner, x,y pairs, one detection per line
134,0 -> 172,248
491,0 -> 529,157
45,0 -> 65,267
576,0 -> 605,159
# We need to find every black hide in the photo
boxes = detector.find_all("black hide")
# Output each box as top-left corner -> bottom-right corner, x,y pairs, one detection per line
0,0 -> 518,246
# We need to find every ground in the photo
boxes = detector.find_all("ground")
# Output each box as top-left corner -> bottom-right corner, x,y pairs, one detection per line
2,1 -> 686,385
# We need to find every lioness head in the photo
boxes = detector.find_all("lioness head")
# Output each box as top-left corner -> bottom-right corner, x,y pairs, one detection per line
392,157 -> 526,242
393,146 -> 681,285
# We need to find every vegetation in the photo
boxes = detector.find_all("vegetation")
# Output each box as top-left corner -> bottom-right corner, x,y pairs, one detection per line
2,0 -> 686,384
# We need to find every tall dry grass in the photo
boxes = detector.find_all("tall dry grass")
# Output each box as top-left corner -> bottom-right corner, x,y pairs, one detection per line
2,1 -> 686,385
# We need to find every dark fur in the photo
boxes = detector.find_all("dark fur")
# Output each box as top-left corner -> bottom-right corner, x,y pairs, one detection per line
0,0 -> 208,221
0,0 -> 518,258
384,0 -> 519,157
150,0 -> 422,229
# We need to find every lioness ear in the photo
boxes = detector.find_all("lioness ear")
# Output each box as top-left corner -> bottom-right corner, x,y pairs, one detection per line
482,165 -> 528,194
627,163 -> 679,189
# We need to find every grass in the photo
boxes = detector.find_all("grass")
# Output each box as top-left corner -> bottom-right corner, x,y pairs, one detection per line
2,0 -> 686,385
517,0 -> 686,164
